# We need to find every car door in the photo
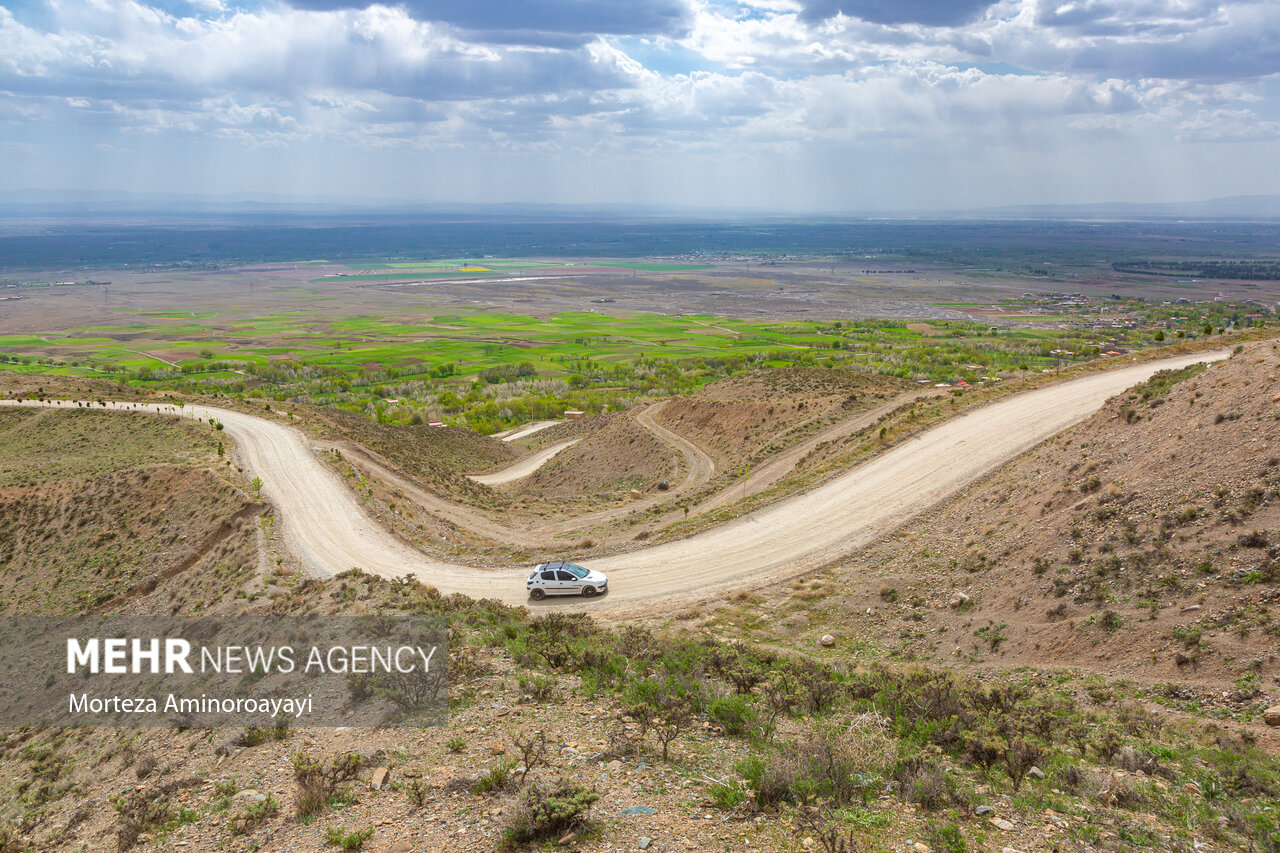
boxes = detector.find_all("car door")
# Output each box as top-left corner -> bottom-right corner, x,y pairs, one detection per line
555,570 -> 579,595
540,570 -> 558,594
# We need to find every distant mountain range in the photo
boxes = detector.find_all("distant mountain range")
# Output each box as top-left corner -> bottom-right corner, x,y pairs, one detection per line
2,189 -> 1280,220
976,195 -> 1280,220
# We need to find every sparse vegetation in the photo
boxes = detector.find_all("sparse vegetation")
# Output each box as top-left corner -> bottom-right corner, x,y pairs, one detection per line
499,779 -> 599,850
292,752 -> 363,819
322,825 -> 374,850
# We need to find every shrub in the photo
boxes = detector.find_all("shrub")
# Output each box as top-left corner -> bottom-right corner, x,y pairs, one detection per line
708,778 -> 747,809
323,826 -> 374,850
756,726 -> 894,807
229,795 -> 279,836
472,759 -> 516,795
0,826 -> 27,853
405,779 -> 428,809
911,768 -> 951,810
926,821 -> 967,853
709,695 -> 758,737
500,779 -> 600,850
1059,763 -> 1086,791
516,673 -> 556,702
512,730 -> 551,784
798,805 -> 863,853
292,752 -> 363,819
112,790 -> 173,852
1003,739 -> 1045,793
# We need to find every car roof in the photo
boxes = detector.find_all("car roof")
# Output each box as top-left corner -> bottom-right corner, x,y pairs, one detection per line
537,560 -> 578,570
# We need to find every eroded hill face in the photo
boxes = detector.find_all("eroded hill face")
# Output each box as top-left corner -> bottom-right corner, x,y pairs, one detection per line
511,413 -> 677,503
758,342 -> 1279,699
656,367 -> 916,471
300,405 -> 517,510
0,408 -> 256,620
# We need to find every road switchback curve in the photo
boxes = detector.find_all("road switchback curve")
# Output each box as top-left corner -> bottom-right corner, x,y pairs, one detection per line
1,350 -> 1225,618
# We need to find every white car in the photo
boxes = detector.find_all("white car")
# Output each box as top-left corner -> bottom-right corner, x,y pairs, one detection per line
527,561 -> 608,600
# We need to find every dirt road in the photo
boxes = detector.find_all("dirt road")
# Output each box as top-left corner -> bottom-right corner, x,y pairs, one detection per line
0,350 -> 1226,617
468,438 -> 580,485
634,401 -> 716,490
690,390 -> 943,516
494,420 -> 559,442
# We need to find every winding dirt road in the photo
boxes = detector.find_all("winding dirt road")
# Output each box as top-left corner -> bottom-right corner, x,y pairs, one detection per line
690,390 -> 944,515
494,420 -> 559,442
0,350 -> 1226,618
467,438 -> 580,485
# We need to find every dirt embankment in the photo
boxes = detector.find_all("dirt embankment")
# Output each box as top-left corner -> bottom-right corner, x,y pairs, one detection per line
512,412 -> 679,502
300,405 -> 516,509
655,367 -> 916,471
776,341 -> 1279,693
0,407 -> 256,621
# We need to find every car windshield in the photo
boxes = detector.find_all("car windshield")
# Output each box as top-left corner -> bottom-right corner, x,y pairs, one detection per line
565,565 -> 588,579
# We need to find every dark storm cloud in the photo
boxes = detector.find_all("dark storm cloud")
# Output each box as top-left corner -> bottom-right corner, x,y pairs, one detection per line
1020,2 -> 1280,82
284,0 -> 692,45
1032,0 -> 1221,37
797,0 -> 995,26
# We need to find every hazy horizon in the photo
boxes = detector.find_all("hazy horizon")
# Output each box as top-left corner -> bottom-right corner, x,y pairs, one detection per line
3,0 -> 1279,213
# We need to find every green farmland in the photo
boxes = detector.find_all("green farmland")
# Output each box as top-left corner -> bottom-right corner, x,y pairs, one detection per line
0,303 -> 1244,434
309,258 -> 714,282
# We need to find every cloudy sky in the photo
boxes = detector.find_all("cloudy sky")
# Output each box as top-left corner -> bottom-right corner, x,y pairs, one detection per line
2,0 -> 1279,211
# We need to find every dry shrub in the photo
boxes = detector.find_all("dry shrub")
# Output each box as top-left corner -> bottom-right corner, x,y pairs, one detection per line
757,717 -> 896,807
292,752 -> 362,818
499,779 -> 599,850
1094,770 -> 1146,808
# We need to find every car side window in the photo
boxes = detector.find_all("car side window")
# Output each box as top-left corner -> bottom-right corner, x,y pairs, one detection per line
556,571 -> 575,581
541,571 -> 556,581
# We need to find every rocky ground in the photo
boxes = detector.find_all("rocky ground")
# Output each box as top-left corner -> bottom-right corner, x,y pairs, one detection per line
3,348 -> 1280,853
705,341 -> 1280,716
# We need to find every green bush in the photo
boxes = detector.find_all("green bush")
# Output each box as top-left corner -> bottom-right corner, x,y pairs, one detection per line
472,759 -> 516,795
709,695 -> 758,737
323,826 -> 374,850
500,779 -> 600,850
708,779 -> 747,809
754,729 -> 893,807
112,790 -> 174,852
926,821 -> 967,853
229,795 -> 279,835
292,751 -> 363,819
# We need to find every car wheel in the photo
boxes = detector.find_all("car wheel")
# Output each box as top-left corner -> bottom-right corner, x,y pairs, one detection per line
581,585 -> 597,598
530,588 -> 546,601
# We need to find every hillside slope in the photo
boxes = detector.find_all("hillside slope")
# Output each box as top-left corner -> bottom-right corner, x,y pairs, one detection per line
769,342 -> 1279,702
0,408 -> 256,619
512,411 -> 678,503
656,367 -> 916,471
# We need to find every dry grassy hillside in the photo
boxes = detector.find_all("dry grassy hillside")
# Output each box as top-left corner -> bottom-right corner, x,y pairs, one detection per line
656,368 -> 915,470
3,365 -> 1280,853
299,405 -> 516,509
512,412 -> 677,503
0,408 -> 255,619
751,342 -> 1279,704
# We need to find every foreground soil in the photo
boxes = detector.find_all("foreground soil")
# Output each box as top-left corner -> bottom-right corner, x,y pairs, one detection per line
3,360 -> 1280,853
707,341 -> 1280,703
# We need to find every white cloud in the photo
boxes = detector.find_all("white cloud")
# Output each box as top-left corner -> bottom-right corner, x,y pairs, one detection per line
1176,108 -> 1280,142
0,0 -> 1277,206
